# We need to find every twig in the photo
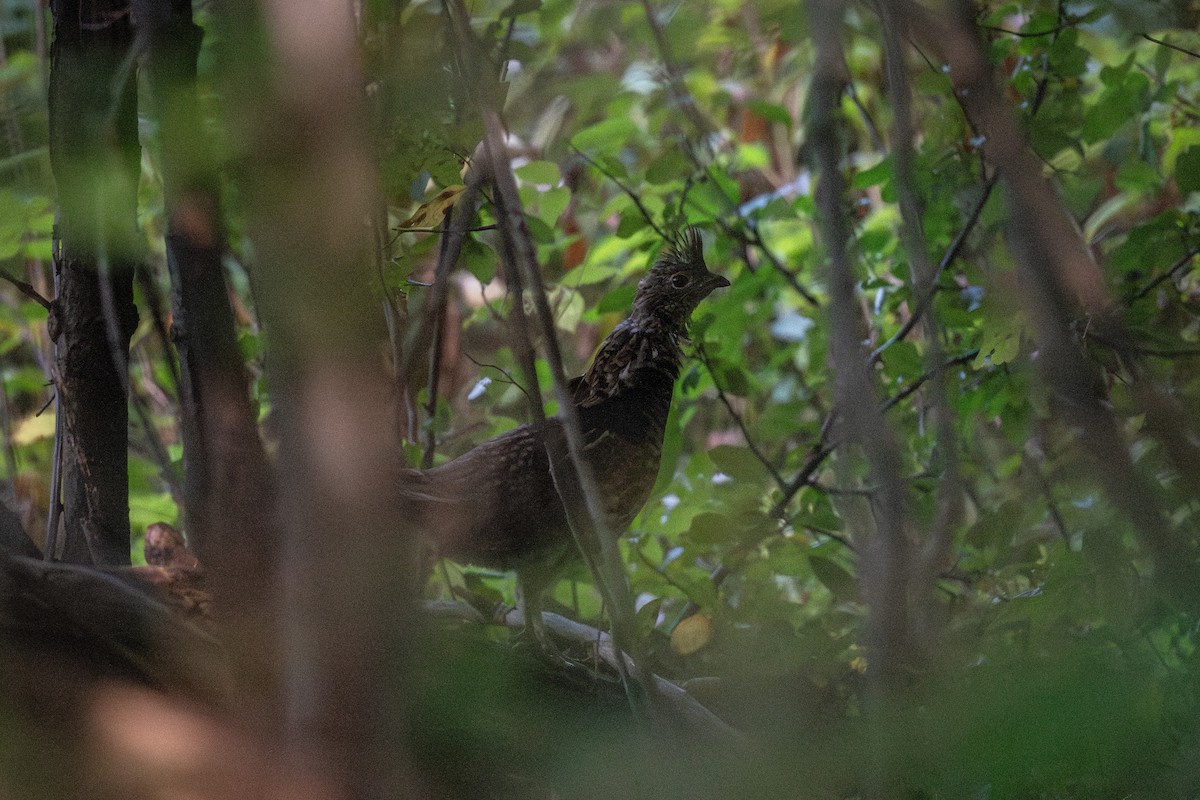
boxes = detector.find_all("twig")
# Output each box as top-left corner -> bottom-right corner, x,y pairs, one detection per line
129,382 -> 184,504
771,347 -> 978,520
422,214 -> 454,468
770,412 -> 837,520
1142,33 -> 1200,60
1129,246 -> 1200,302
393,223 -> 497,235
845,58 -> 885,151
396,148 -> 487,454
462,352 -> 533,405
637,0 -> 715,142
869,173 -> 996,363
134,264 -> 180,396
696,342 -> 786,490
571,146 -> 667,240
633,545 -> 709,607
979,24 -> 1066,38
665,563 -> 727,634
484,110 -> 656,710
714,215 -> 821,306
878,349 -> 979,414
0,270 -> 52,310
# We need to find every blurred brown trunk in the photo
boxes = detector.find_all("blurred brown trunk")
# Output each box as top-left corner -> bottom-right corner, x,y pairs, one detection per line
142,0 -> 283,729
215,2 -> 424,796
47,0 -> 140,566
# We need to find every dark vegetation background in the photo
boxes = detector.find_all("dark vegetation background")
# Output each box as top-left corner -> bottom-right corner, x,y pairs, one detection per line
2,0 -> 1200,797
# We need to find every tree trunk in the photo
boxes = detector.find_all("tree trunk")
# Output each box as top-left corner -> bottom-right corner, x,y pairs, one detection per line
141,0 -> 277,588
217,2 -> 423,794
141,0 -> 283,730
46,0 -> 140,566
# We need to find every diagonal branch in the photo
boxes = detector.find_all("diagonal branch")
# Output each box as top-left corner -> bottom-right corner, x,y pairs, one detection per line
572,146 -> 667,240
0,271 -> 52,310
878,0 -> 963,588
697,342 -> 787,491
482,108 -> 654,710
810,0 -> 915,704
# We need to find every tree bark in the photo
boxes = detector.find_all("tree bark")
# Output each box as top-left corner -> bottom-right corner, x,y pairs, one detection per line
47,0 -> 140,566
141,0 -> 282,728
216,2 -> 423,795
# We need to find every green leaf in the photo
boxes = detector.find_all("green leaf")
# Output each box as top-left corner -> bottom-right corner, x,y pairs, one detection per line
852,157 -> 891,189
645,150 -> 690,185
707,445 -> 769,483
499,0 -> 540,16
1176,147 -> 1200,194
515,160 -> 562,186
746,100 -> 792,126
685,511 -> 733,546
808,555 -> 857,601
1082,71 -> 1150,144
571,117 -> 638,154
635,596 -> 663,636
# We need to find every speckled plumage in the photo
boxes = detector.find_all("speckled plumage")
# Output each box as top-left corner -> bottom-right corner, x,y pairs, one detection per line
408,229 -> 729,624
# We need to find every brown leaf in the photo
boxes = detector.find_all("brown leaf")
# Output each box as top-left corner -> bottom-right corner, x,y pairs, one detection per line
398,185 -> 465,230
671,613 -> 714,656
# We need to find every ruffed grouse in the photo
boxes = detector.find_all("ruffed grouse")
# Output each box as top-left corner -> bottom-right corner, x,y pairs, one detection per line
408,229 -> 729,642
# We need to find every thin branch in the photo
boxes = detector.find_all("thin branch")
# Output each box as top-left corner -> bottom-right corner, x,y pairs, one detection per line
0,270 -> 52,310
696,342 -> 786,490
393,223 -> 497,236
633,544 -> 709,607
770,412 -> 837,520
129,382 -> 184,504
1027,451 -> 1070,542
845,60 -> 885,151
478,90 -> 654,708
421,214 -> 455,469
978,24 -> 1066,38
771,349 -> 978,520
1129,246 -> 1200,302
462,352 -> 533,406
572,146 -> 667,240
869,172 -> 996,364
878,349 -> 979,414
665,563 -> 727,634
714,214 -> 821,306
637,0 -> 715,142
1142,33 -> 1200,60
397,148 -> 487,454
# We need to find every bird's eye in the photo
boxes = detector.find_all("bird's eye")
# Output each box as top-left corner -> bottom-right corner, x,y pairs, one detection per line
670,273 -> 691,289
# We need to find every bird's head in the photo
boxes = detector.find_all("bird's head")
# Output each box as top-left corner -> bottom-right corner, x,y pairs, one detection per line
633,228 -> 730,328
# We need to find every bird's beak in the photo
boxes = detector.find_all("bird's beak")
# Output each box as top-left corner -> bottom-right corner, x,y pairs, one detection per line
708,273 -> 731,290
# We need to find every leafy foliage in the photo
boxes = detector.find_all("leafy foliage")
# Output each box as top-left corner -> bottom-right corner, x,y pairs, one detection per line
4,0 -> 1200,796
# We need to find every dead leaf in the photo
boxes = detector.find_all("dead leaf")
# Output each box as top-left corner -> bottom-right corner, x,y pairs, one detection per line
671,613 -> 714,656
398,185 -> 465,230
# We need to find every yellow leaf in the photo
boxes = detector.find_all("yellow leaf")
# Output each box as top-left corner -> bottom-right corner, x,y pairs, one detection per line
671,613 -> 713,656
398,185 -> 465,230
12,413 -> 55,446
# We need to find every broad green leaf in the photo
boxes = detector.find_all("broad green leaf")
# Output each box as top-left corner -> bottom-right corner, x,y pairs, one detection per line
808,555 -> 857,602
